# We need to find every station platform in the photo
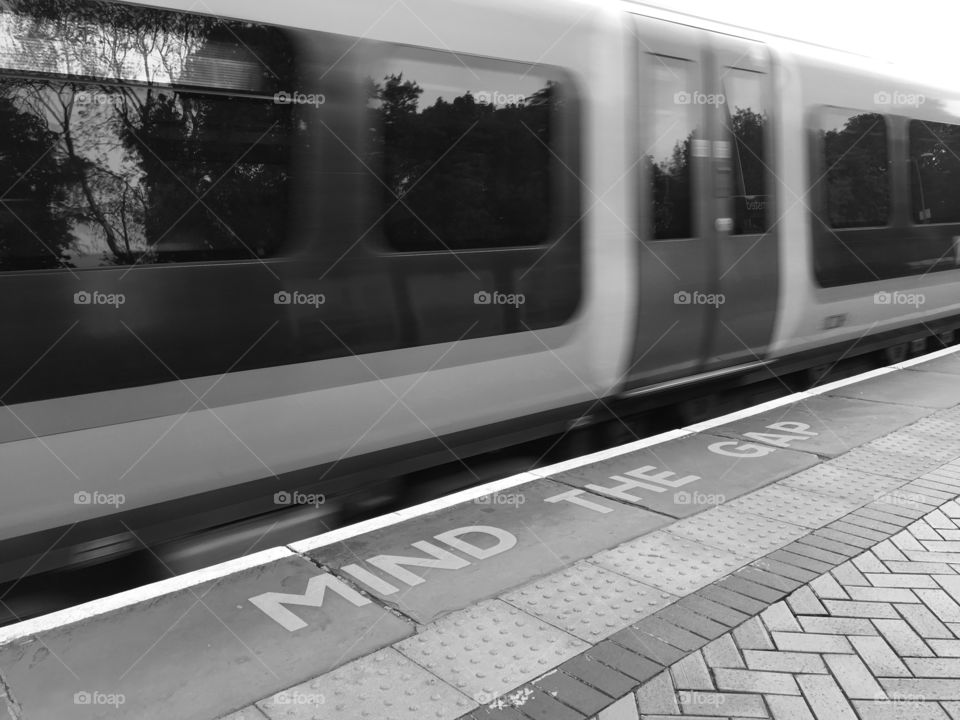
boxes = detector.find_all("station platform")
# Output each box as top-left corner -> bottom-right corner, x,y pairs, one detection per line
5,348 -> 960,719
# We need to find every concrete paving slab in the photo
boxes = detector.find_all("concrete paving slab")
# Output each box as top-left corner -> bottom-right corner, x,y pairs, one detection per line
395,599 -> 588,703
0,556 -> 412,720
310,478 -> 670,624
829,370 -> 960,408
591,531 -> 750,596
710,396 -> 931,457
257,647 -> 474,720
908,354 -> 960,376
547,433 -> 818,518
501,561 -> 676,642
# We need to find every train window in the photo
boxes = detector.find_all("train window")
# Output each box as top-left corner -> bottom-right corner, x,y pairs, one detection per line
366,51 -> 559,251
909,120 -> 960,224
721,68 -> 769,234
817,108 -> 889,229
0,1 -> 295,271
648,55 -> 697,240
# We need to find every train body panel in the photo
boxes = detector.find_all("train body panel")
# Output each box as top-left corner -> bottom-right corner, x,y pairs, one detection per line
2,0 -> 960,569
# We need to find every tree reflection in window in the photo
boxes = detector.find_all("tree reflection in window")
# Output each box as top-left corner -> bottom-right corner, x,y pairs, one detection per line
722,68 -> 769,235
819,110 -> 889,229
366,64 -> 556,251
0,0 -> 295,270
909,120 -> 960,225
647,56 -> 697,240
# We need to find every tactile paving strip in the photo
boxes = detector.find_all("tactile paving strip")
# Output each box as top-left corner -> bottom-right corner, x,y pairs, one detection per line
933,406 -> 960,424
781,463 -> 904,504
257,647 -> 473,720
500,561 -> 676,642
830,446 -> 943,481
905,417 -> 960,443
394,599 -> 588,703
590,530 -> 750,596
722,485 -> 863,529
870,431 -> 960,462
664,505 -> 809,556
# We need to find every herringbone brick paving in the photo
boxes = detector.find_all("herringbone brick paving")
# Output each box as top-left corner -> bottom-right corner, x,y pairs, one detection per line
582,497 -> 960,719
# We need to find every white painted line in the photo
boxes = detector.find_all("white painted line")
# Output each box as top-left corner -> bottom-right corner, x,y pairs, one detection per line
291,471 -> 541,553
0,546 -> 292,645
801,367 -> 897,395
8,347 -> 959,642
895,343 -> 960,369
527,428 -> 693,477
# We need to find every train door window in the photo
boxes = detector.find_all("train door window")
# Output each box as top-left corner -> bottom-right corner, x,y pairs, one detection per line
817,108 -> 889,229
649,55 -> 698,240
909,120 -> 960,224
721,68 -> 769,234
365,49 -> 565,251
0,1 -> 296,271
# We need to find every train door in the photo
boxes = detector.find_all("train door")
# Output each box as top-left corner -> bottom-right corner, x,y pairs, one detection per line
624,17 -> 715,389
702,33 -> 779,368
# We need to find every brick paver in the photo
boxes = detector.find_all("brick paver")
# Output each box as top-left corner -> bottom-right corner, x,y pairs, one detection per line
451,470 -> 960,720
568,488 -> 960,720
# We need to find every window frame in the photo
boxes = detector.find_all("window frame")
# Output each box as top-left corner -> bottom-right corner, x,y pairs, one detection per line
0,0 -> 300,274
907,118 -> 960,227
360,42 -> 581,255
815,104 -> 893,231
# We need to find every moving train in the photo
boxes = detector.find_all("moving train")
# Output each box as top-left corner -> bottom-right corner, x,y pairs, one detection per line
1,0 -> 959,581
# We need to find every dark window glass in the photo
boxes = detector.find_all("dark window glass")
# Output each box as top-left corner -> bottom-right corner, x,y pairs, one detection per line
818,109 -> 889,229
909,120 -> 960,224
0,1 -> 294,271
648,56 -> 697,240
722,68 -> 769,234
365,54 -> 557,251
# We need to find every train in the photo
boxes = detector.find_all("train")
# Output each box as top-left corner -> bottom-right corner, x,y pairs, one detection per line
1,0 -> 959,582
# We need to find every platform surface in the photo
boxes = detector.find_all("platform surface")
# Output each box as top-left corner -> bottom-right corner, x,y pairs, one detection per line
3,348 -> 960,719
